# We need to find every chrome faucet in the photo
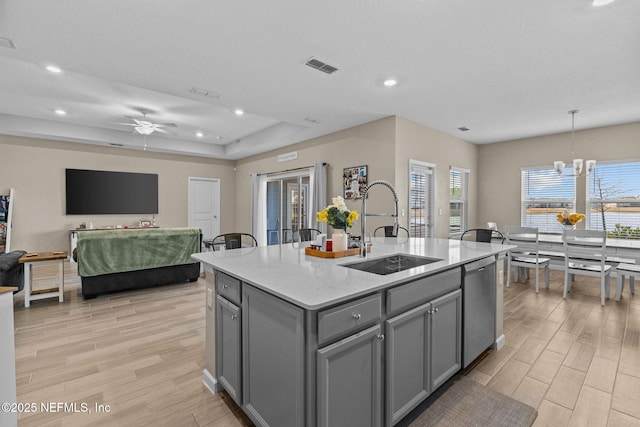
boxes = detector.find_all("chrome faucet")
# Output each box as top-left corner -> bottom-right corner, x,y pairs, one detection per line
360,180 -> 399,257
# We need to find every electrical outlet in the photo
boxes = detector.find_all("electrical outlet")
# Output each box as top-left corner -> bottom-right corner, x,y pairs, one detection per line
207,288 -> 213,309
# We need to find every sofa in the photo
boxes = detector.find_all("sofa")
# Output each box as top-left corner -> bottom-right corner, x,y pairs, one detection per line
0,250 -> 27,292
75,227 -> 201,298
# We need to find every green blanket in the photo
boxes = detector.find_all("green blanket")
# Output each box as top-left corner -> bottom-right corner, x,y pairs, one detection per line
77,227 -> 200,277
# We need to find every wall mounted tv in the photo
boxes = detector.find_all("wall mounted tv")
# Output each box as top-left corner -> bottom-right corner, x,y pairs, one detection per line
66,169 -> 158,215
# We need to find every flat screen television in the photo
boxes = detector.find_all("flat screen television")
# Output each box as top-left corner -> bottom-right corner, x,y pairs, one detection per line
66,169 -> 158,215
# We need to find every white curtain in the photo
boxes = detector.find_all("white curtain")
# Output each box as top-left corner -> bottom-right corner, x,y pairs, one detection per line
311,162 -> 328,234
251,173 -> 268,246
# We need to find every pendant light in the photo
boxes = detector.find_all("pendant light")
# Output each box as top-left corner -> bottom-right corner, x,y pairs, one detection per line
553,110 -> 596,176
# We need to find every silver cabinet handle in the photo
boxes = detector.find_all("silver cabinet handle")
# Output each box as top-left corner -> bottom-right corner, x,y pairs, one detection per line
433,307 -> 439,313
353,313 -> 362,320
377,334 -> 385,341
231,314 -> 238,320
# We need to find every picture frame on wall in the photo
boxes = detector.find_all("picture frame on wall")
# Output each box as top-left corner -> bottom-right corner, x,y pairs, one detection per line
343,165 -> 368,199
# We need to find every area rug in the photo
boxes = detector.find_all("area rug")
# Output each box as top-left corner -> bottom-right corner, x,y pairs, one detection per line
400,376 -> 538,427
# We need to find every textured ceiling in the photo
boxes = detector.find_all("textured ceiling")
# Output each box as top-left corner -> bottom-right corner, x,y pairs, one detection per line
0,0 -> 638,159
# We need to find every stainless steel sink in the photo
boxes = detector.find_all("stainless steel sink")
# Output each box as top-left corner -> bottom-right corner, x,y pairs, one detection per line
341,254 -> 442,275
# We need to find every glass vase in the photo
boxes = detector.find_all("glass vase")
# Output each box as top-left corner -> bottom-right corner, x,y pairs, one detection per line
331,229 -> 348,252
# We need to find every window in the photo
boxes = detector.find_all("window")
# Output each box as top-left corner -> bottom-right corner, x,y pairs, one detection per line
521,167 -> 575,234
409,160 -> 434,238
587,161 -> 640,239
449,167 -> 469,236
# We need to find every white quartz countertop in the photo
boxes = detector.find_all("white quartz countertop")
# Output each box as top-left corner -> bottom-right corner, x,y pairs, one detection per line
192,237 -> 510,310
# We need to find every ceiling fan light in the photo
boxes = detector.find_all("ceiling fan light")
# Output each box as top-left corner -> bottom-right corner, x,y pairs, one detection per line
135,126 -> 154,135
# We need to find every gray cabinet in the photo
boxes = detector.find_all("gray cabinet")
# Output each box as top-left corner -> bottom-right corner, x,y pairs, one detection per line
212,265 -> 467,427
242,285 -> 305,427
317,324 -> 384,427
385,289 -> 461,425
216,295 -> 242,403
430,290 -> 462,390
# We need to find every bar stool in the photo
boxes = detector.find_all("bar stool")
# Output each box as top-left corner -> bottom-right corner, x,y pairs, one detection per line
614,263 -> 638,301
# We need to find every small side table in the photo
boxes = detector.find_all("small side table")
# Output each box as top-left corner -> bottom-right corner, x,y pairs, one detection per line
19,251 -> 68,308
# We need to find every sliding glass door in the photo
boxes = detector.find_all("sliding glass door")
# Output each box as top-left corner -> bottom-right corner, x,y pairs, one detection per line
266,174 -> 311,245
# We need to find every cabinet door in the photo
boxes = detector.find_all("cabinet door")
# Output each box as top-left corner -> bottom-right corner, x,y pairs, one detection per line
216,296 -> 241,403
317,324 -> 383,427
430,289 -> 462,390
385,302 -> 431,426
242,285 -> 305,427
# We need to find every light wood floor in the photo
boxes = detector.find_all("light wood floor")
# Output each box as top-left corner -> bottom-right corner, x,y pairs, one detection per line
11,262 -> 640,426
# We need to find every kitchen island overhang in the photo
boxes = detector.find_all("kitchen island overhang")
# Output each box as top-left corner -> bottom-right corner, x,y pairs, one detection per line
192,237 -> 512,427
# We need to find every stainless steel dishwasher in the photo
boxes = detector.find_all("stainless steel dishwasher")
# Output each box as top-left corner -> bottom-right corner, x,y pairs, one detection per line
462,256 -> 496,368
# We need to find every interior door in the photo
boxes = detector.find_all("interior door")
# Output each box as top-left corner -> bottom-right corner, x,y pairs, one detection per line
188,177 -> 220,247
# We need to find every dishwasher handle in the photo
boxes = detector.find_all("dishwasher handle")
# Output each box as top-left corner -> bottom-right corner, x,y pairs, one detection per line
463,256 -> 495,274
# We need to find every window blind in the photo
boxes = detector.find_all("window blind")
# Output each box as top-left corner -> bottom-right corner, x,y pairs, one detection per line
409,162 -> 434,238
449,167 -> 468,235
521,167 -> 576,233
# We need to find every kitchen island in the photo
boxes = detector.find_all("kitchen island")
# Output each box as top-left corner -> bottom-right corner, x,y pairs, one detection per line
192,237 -> 509,427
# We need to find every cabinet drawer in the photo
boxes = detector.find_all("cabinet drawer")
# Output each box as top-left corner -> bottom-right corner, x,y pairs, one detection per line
217,272 -> 241,304
318,294 -> 382,346
387,267 -> 461,316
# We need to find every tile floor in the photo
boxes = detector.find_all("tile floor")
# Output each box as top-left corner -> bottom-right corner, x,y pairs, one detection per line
470,270 -> 640,426
11,262 -> 640,426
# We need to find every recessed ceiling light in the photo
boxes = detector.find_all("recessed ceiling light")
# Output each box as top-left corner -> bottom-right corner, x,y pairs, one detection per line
383,79 -> 398,87
55,109 -> 66,115
46,65 -> 62,73
196,132 -> 204,138
592,0 -> 615,6
215,136 -> 222,140
234,109 -> 244,116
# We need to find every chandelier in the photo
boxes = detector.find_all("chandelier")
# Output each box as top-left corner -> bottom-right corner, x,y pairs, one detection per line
553,110 -> 595,176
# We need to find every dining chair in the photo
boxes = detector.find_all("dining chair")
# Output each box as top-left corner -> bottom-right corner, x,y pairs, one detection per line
563,229 -> 611,306
373,225 -> 410,237
504,226 -> 550,293
295,228 -> 322,242
460,228 -> 505,244
211,233 -> 258,250
614,263 -> 638,301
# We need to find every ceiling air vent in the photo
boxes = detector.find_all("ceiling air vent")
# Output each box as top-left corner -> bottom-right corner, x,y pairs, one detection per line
0,37 -> 16,49
304,57 -> 338,74
458,126 -> 469,131
108,143 -> 124,147
189,87 -> 221,99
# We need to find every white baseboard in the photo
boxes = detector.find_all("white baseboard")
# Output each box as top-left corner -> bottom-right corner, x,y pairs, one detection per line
492,334 -> 505,350
202,369 -> 221,394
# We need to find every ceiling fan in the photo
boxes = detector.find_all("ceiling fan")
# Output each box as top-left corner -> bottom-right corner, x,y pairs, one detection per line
117,111 -> 177,135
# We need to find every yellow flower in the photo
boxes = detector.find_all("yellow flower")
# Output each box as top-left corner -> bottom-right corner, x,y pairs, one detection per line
346,210 -> 359,227
556,211 -> 585,226
316,196 -> 359,230
316,208 -> 328,222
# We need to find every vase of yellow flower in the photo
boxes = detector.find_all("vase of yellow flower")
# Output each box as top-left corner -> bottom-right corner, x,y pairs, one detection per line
556,210 -> 585,231
316,196 -> 359,252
